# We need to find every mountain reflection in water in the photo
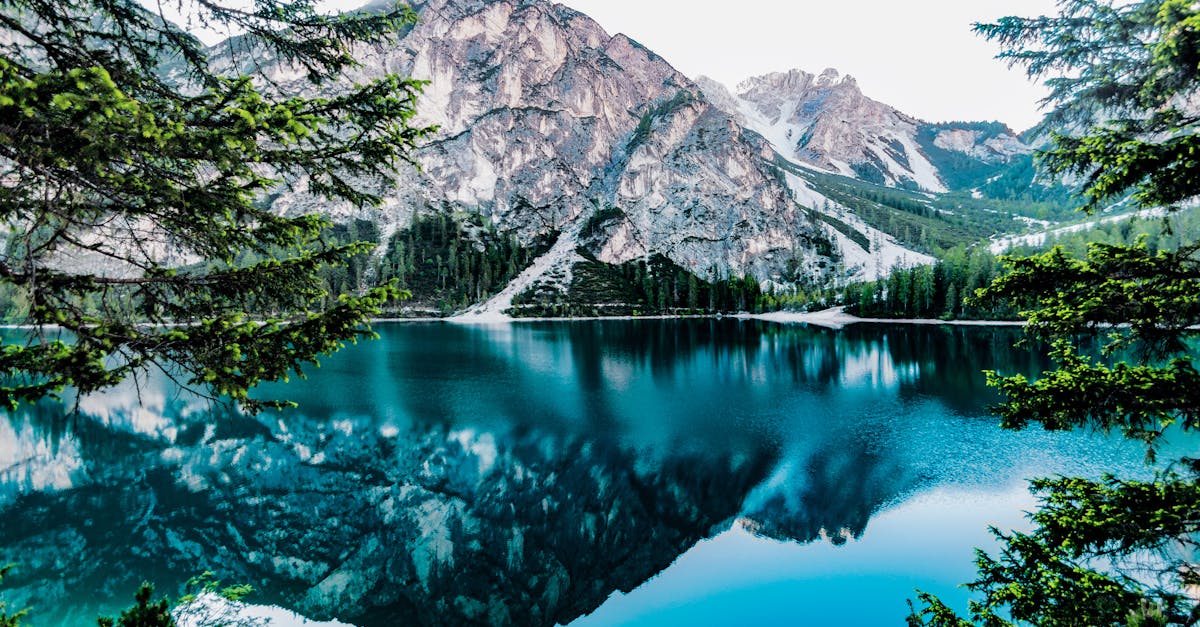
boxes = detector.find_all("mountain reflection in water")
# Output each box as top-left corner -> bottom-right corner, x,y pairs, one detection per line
0,320 -> 1157,626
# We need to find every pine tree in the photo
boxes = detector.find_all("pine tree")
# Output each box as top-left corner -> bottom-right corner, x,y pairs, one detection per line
687,273 -> 699,311
910,1 -> 1200,624
0,0 -> 434,411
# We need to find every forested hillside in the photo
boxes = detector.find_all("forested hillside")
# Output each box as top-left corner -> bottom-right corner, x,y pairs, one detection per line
833,207 -> 1200,320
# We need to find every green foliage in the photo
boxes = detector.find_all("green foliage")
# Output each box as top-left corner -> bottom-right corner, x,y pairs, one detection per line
843,246 -> 1021,321
910,1 -> 1200,624
975,241 -> 1200,449
0,568 -> 260,627
910,473 -> 1200,627
804,206 -> 871,252
849,159 -> 889,186
578,206 -> 626,242
171,572 -> 259,627
178,571 -> 252,605
1004,207 -> 1200,261
0,565 -> 25,627
626,90 -> 694,152
378,212 -> 553,314
97,584 -> 174,627
914,122 -> 1075,204
979,0 -> 1200,213
978,154 -> 1075,205
510,251 -> 774,317
787,161 -> 1041,255
780,151 -> 1087,258
0,0 -> 435,410
315,219 -> 383,305
850,207 -> 1200,323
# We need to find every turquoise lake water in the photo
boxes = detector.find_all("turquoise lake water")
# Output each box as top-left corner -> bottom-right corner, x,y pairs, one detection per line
0,320 -> 1175,625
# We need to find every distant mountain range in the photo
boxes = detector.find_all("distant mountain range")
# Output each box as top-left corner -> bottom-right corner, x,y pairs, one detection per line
696,69 -> 1032,193
228,0 -> 1077,315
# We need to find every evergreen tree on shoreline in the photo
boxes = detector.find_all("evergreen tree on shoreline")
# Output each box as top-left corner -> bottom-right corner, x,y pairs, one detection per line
910,1 -> 1200,625
0,0 -> 433,411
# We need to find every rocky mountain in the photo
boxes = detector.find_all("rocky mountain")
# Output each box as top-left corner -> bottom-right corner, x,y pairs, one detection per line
696,69 -> 1032,194
686,69 -> 1091,285
194,0 -> 1076,311
229,0 -> 841,313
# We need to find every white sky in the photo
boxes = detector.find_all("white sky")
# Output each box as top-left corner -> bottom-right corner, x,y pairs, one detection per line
163,0 -> 1059,131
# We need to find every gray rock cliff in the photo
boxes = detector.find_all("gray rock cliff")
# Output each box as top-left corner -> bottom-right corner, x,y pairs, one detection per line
239,0 -> 834,288
698,69 -> 1033,193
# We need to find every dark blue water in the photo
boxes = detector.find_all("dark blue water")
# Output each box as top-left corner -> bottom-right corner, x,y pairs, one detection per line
0,320 -> 1174,626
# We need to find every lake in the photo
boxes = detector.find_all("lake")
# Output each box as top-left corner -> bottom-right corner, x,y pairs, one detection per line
0,319 -> 1174,625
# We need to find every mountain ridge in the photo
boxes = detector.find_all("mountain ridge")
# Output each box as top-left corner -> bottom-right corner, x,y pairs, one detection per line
696,69 -> 1034,194
248,0 -> 844,302
199,0 -> 1078,315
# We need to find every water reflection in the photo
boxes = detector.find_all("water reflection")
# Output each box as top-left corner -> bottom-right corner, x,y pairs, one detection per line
0,320 -> 1148,626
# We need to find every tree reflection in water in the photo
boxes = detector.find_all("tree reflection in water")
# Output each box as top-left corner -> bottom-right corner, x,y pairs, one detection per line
0,320 -> 1119,626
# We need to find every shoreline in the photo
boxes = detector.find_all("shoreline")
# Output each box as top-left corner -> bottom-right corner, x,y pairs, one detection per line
0,309 -> 1028,332
738,308 -> 1026,330
376,307 -> 1027,330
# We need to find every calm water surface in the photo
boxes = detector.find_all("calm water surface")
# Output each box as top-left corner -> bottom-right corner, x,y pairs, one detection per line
0,320 -> 1177,626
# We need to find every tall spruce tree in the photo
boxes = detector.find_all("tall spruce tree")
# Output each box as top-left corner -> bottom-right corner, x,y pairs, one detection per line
909,1 -> 1200,625
0,0 -> 433,411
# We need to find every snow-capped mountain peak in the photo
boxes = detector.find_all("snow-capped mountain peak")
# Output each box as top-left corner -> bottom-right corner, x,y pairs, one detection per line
815,67 -> 850,87
700,69 -> 948,193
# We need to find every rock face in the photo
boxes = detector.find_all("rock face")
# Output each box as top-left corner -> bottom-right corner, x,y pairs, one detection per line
196,1 -> 1053,303
246,0 -> 833,286
931,127 -> 1029,163
699,69 -> 946,192
697,69 -> 1033,193
0,390 -> 782,627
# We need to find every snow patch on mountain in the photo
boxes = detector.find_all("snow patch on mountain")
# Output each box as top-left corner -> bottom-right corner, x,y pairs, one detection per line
176,593 -> 353,627
891,133 -> 944,193
454,231 -> 584,322
989,208 -> 1166,253
784,173 -> 934,281
698,70 -> 947,193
